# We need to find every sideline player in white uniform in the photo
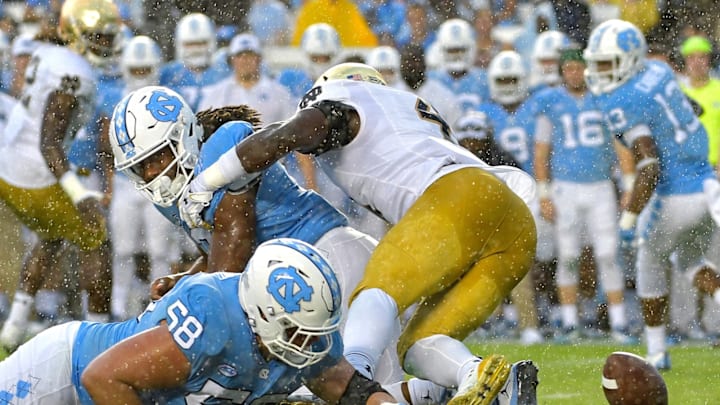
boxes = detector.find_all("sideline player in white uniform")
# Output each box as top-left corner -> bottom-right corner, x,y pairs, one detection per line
179,63 -> 540,405
0,238 -> 400,405
0,0 -> 121,350
108,36 -> 182,320
585,19 -> 720,369
534,46 -> 635,344
198,33 -> 294,122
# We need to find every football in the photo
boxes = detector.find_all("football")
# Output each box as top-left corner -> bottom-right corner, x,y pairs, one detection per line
602,352 -> 668,405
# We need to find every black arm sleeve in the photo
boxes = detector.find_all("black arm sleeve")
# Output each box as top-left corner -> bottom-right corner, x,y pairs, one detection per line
309,100 -> 357,155
338,370 -> 390,405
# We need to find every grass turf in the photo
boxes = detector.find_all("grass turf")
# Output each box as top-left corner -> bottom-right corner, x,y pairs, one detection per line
466,341 -> 720,404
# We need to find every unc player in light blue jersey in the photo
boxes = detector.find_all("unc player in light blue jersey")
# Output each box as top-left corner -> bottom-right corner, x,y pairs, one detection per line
427,19 -> 490,112
0,238 -> 400,404
585,19 -> 720,369
534,46 -> 635,344
160,13 -> 229,111
528,31 -> 570,94
109,86 -> 447,404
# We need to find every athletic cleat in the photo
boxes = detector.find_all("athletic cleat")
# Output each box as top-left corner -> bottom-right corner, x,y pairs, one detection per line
610,328 -> 639,345
449,354 -> 511,405
495,360 -> 539,405
646,351 -> 671,371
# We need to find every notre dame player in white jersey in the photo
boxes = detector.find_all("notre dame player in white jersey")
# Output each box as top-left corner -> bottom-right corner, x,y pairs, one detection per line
179,63 -> 539,405
0,0 -> 121,351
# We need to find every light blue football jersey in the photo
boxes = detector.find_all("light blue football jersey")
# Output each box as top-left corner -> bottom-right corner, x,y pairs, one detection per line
154,121 -> 347,253
477,98 -> 537,174
71,272 -> 343,404
428,67 -> 490,111
599,59 -> 713,195
535,86 -> 615,183
160,61 -> 230,111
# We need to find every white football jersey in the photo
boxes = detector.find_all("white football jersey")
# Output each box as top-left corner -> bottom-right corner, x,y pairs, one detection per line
302,80 -> 536,223
0,45 -> 96,188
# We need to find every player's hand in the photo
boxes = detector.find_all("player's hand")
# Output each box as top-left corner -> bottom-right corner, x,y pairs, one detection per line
178,184 -> 213,228
540,197 -> 555,222
150,273 -> 183,300
618,211 -> 638,249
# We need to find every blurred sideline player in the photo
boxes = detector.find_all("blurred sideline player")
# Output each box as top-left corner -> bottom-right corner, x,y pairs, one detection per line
534,46 -> 636,344
0,0 -> 120,351
159,12 -> 229,112
107,35 -> 182,320
366,46 -> 409,91
427,18 -> 490,112
179,62 -> 540,404
110,86 -> 447,404
584,19 -> 720,369
199,33 -> 294,123
528,30 -> 570,92
0,238 -> 399,405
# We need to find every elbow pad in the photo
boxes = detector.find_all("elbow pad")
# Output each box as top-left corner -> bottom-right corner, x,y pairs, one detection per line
310,100 -> 356,154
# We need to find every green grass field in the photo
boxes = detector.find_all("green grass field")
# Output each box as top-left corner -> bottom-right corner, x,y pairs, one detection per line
1,340 -> 718,403
466,341 -> 720,404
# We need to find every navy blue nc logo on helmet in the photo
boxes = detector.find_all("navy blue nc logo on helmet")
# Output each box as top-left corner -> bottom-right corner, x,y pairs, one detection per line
616,28 -> 641,52
267,267 -> 314,313
113,94 -> 135,158
146,90 -> 183,122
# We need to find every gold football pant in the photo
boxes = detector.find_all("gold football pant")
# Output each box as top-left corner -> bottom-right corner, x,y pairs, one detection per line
0,178 -> 106,250
350,167 -> 537,361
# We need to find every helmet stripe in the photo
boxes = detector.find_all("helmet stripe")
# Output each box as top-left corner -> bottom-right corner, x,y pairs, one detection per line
113,94 -> 134,157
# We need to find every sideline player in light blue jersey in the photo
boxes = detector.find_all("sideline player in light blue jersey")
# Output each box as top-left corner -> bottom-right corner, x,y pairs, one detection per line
160,13 -> 229,111
109,86 -> 448,404
534,46 -> 635,345
427,19 -> 490,112
585,19 -> 720,370
0,238 -> 400,404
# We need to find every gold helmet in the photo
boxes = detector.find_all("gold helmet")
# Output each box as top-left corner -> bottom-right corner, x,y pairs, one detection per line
314,62 -> 387,87
59,0 -> 121,67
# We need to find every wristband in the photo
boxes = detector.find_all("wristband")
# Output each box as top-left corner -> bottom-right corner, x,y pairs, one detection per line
619,211 -> 638,230
195,149 -> 261,192
537,181 -> 551,199
59,171 -> 90,205
621,174 -> 636,192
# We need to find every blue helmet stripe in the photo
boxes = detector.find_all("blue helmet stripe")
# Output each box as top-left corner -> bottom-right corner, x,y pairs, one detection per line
113,94 -> 135,157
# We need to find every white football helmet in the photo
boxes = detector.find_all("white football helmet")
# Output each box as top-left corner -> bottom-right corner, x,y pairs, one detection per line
436,18 -> 476,73
239,238 -> 342,368
531,30 -> 569,86
175,13 -> 217,68
58,0 -> 122,68
314,62 -> 387,87
366,46 -> 401,85
121,36 -> 162,91
488,50 -> 528,105
301,23 -> 340,78
109,86 -> 201,207
584,19 -> 647,95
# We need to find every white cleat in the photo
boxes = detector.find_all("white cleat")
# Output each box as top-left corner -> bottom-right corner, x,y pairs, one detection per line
448,355 -> 511,405
646,351 -> 671,371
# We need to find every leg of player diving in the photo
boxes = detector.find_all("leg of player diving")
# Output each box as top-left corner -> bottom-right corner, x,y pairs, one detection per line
343,167 -> 536,393
0,181 -> 108,350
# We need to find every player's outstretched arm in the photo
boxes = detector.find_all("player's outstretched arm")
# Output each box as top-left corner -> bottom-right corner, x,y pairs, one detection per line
81,324 -> 191,404
306,358 -> 399,404
207,183 -> 259,273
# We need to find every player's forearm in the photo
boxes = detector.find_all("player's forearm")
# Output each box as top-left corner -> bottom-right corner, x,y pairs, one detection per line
627,161 -> 659,214
83,377 -> 143,405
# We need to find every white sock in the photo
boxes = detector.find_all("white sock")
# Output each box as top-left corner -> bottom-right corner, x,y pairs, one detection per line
561,304 -> 578,328
608,303 -> 627,330
404,334 -> 478,388
407,378 -> 448,405
645,325 -> 666,356
713,289 -> 720,306
343,288 -> 399,379
5,291 -> 34,326
85,312 -> 110,323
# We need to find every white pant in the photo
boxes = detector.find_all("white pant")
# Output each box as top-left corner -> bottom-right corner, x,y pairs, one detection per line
314,226 -> 404,384
529,199 -> 556,262
0,322 -> 81,404
553,181 -> 623,292
636,192 -> 716,298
